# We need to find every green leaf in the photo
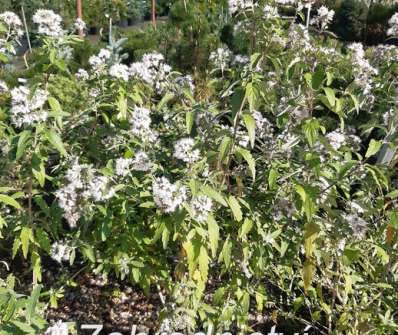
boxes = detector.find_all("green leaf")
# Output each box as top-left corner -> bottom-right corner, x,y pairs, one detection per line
20,226 -> 32,259
201,185 -> 227,207
365,139 -> 382,158
207,215 -> 219,258
0,195 -> 21,209
157,92 -> 175,110
219,237 -> 232,268
45,129 -> 67,156
48,97 -> 62,114
235,147 -> 256,181
186,111 -> 194,134
227,195 -> 243,222
198,246 -> 209,282
81,245 -> 96,262
323,87 -> 336,107
242,113 -> 256,148
239,218 -> 253,238
241,291 -> 250,313
268,168 -> 278,190
303,260 -> 315,292
16,130 -> 31,160
245,82 -> 259,112
218,136 -> 232,164
26,284 -> 42,324
117,92 -> 127,120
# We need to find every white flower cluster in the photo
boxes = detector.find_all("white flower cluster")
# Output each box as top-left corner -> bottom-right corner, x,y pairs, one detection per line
209,47 -> 232,71
130,52 -> 172,93
387,12 -> 398,36
371,45 -> 398,66
76,68 -> 89,81
173,138 -> 201,163
10,86 -> 49,127
74,18 -> 86,32
56,159 -> 115,228
32,9 -> 63,37
153,177 -> 187,213
130,106 -> 158,142
325,130 -> 346,150
252,111 -> 273,138
233,54 -> 250,66
348,43 -> 378,96
45,321 -> 68,335
191,195 -> 213,222
344,214 -> 369,238
132,151 -> 152,171
0,11 -> 23,45
175,75 -> 195,93
228,0 -> 255,14
50,240 -> 73,263
263,5 -> 279,19
115,157 -> 132,177
109,63 -> 130,81
0,80 -> 8,92
89,48 -> 112,75
115,151 -> 152,176
275,0 -> 297,5
311,6 -> 335,30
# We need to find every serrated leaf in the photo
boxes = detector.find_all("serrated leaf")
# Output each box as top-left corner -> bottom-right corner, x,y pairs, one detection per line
323,87 -> 336,107
201,185 -> 227,207
0,195 -> 21,209
16,130 -> 31,160
186,111 -> 194,134
26,284 -> 42,323
45,130 -> 67,156
239,218 -> 253,238
227,195 -> 243,222
242,113 -> 256,148
20,226 -> 32,259
198,246 -> 209,282
236,147 -> 256,181
365,139 -> 382,158
303,260 -> 315,293
218,136 -> 232,164
207,215 -> 219,258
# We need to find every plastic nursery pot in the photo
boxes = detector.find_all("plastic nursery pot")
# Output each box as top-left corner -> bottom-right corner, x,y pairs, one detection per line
88,27 -> 98,35
118,19 -> 128,28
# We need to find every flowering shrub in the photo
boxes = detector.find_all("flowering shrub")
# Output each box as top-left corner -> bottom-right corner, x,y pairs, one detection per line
1,1 -> 398,334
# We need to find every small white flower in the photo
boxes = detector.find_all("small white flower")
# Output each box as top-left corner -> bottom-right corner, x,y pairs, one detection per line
387,13 -> 398,36
263,5 -> 278,19
0,80 -> 8,92
10,86 -> 49,127
76,68 -> 89,81
33,9 -> 63,37
115,158 -> 132,177
344,214 -> 369,238
209,47 -> 231,71
0,11 -> 23,37
45,321 -> 68,335
74,18 -> 86,32
191,196 -> 213,222
109,63 -> 130,81
153,177 -> 187,213
311,6 -> 334,30
173,138 -> 200,163
131,151 -> 152,171
89,48 -> 111,74
50,241 -> 73,263
228,0 -> 255,14
326,131 -> 346,150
